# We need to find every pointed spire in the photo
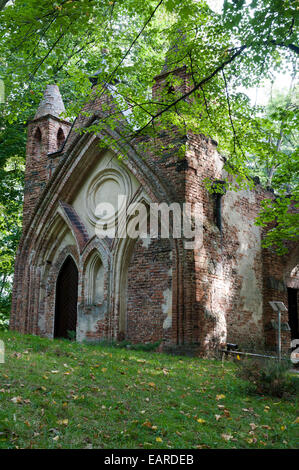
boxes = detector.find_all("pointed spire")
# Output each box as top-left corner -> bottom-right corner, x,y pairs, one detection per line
34,84 -> 68,120
162,30 -> 187,73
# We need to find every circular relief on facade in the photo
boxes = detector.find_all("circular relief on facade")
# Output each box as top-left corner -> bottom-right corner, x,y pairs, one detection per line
86,168 -> 132,227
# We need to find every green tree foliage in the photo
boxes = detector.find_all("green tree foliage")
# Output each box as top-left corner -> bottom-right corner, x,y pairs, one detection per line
0,0 -> 297,313
0,153 -> 24,327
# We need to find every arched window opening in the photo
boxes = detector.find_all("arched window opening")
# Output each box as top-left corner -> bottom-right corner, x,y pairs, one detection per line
86,252 -> 104,305
57,127 -> 65,150
33,127 -> 42,157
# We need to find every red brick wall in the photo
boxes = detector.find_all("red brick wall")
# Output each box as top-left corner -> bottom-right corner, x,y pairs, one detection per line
126,237 -> 172,344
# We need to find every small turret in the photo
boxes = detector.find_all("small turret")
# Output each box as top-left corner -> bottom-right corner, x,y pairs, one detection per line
34,84 -> 67,120
23,85 -> 71,228
152,31 -> 191,101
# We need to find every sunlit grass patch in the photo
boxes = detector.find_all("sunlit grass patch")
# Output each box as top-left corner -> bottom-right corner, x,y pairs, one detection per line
0,330 -> 298,449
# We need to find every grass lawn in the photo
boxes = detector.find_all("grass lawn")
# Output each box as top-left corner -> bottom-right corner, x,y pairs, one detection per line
0,330 -> 298,449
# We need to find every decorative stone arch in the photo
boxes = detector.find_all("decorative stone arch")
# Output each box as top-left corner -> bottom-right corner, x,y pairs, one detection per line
81,236 -> 111,272
76,238 -> 112,342
86,254 -> 104,304
112,194 -> 178,345
114,235 -> 137,339
81,237 -> 111,306
20,212 -> 77,335
34,212 -> 73,267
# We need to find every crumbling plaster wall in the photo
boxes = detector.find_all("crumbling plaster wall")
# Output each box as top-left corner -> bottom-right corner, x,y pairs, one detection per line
221,189 -> 264,348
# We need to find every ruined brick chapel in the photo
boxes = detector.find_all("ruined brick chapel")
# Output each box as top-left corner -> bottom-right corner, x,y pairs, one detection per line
10,61 -> 299,355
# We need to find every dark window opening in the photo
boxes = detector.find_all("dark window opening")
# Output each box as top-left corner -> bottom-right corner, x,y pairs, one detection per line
212,180 -> 226,233
57,127 -> 65,150
33,127 -> 42,157
288,287 -> 299,340
215,194 -> 222,232
54,256 -> 78,340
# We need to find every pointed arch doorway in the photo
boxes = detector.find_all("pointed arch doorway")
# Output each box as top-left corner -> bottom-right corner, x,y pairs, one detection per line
54,256 -> 78,339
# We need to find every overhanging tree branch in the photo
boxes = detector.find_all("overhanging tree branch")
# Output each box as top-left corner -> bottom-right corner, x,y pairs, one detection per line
133,45 -> 247,137
273,42 -> 299,56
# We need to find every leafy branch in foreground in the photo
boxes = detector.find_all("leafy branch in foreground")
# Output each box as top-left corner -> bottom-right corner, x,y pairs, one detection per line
0,0 -> 297,254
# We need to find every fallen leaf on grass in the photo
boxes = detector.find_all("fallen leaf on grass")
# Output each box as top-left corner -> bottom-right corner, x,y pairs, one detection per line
156,437 -> 163,443
216,394 -> 225,401
142,420 -> 152,428
11,396 -> 23,404
57,419 -> 68,426
197,418 -> 206,424
221,434 -> 233,441
246,438 -> 257,444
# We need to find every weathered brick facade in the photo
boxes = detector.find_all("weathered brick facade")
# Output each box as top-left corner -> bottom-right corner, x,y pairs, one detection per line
10,69 -> 298,355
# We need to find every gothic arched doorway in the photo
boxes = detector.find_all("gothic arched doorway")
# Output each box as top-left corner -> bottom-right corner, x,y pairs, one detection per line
54,256 -> 78,339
